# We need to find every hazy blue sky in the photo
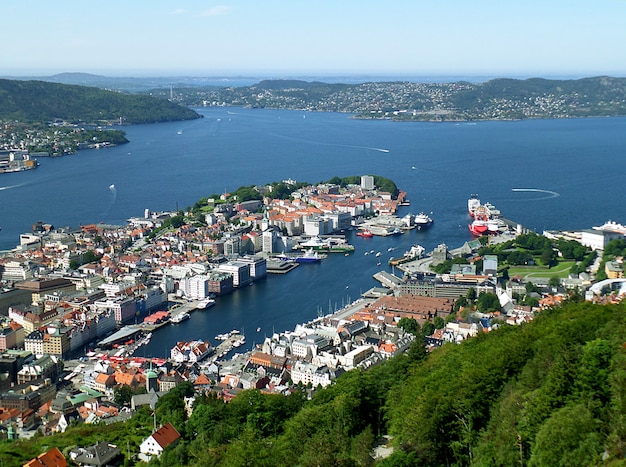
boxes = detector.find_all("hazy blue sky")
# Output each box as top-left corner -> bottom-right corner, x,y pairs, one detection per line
2,0 -> 625,78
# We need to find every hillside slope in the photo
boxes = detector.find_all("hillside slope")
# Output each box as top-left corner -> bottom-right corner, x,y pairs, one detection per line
0,79 -> 201,124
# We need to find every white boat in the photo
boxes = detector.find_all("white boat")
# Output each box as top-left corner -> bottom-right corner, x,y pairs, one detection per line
196,297 -> 216,309
415,212 -> 433,226
171,311 -> 190,323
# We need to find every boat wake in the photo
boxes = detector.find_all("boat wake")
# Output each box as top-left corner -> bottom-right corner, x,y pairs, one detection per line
268,132 -> 389,153
0,184 -> 21,191
102,184 -> 117,218
511,188 -> 560,200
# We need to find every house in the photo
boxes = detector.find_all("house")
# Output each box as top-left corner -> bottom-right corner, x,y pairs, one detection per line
139,422 -> 181,461
23,446 -> 67,467
71,442 -> 122,467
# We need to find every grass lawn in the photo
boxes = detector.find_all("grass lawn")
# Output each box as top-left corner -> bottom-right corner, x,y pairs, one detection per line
506,260 -> 574,279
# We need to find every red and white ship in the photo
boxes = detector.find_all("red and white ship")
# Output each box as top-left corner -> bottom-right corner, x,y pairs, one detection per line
469,219 -> 489,236
356,229 -> 374,238
467,195 -> 504,237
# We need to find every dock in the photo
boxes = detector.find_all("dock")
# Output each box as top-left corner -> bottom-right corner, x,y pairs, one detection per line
266,259 -> 300,274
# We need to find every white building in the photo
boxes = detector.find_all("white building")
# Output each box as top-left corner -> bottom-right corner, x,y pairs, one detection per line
290,361 -> 341,388
217,262 -> 251,287
581,229 -> 624,251
179,275 -> 211,300
361,175 -> 375,190
139,422 -> 181,461
93,296 -> 136,324
238,256 -> 267,280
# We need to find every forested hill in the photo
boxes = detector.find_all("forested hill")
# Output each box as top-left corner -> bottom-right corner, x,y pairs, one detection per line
173,75 -> 626,121
3,300 -> 626,466
0,79 -> 201,124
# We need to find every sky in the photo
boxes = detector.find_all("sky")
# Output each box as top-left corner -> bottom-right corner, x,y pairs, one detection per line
2,0 -> 626,79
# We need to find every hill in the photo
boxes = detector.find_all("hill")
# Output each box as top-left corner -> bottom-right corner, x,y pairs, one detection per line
172,75 -> 626,120
0,78 -> 201,124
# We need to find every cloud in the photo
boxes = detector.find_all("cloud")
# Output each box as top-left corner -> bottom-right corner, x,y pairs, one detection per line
200,5 -> 230,17
171,8 -> 187,15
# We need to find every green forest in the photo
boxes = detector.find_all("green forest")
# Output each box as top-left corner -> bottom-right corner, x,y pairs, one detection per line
4,299 -> 626,466
0,79 -> 201,124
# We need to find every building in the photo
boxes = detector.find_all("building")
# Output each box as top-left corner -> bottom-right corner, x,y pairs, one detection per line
238,256 -> 267,280
290,361 -> 343,388
139,422 -> 181,460
179,275 -> 211,300
291,334 -> 333,359
605,260 -> 624,279
361,175 -> 374,190
93,296 -> 136,324
70,442 -> 121,467
217,261 -> 251,287
17,355 -> 63,385
23,446 -> 67,467
580,229 -> 624,251
0,321 -> 24,351
206,270 -> 234,296
482,255 -> 498,276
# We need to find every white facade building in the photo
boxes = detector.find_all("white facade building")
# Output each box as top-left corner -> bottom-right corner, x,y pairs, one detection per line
217,262 -> 251,287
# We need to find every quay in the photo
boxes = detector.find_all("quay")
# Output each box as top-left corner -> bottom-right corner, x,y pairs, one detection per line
266,258 -> 300,274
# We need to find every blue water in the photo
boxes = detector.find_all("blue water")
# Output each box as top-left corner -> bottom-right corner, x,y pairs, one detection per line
1,108 -> 625,356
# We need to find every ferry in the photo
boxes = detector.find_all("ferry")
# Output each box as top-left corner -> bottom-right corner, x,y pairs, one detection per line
196,297 -> 216,309
277,249 -> 325,263
415,212 -> 433,229
171,311 -> 190,324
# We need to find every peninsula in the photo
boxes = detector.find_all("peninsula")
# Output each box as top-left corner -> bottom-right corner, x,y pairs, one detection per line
163,75 -> 626,121
1,175 -> 626,466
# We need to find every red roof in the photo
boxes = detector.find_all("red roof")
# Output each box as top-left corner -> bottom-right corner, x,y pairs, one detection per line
152,422 -> 181,449
24,447 -> 67,467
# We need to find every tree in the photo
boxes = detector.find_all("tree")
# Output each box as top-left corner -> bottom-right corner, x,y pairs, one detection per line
422,321 -> 435,337
541,247 -> 557,267
549,276 -> 560,288
398,317 -> 420,335
433,316 -> 445,329
528,404 -> 603,467
477,292 -> 500,312
170,215 -> 185,229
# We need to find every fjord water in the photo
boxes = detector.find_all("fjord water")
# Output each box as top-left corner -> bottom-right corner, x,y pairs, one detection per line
1,108 -> 624,356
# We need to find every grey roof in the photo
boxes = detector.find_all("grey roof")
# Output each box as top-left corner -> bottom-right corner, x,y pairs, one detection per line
73,441 -> 121,466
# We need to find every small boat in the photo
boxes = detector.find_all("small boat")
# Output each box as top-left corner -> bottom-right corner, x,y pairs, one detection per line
196,297 -> 216,309
171,311 -> 190,323
256,327 -> 261,332
356,229 -> 374,238
375,252 -> 381,257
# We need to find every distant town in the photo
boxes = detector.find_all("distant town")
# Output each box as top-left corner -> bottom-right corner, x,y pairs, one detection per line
1,174 -> 625,464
